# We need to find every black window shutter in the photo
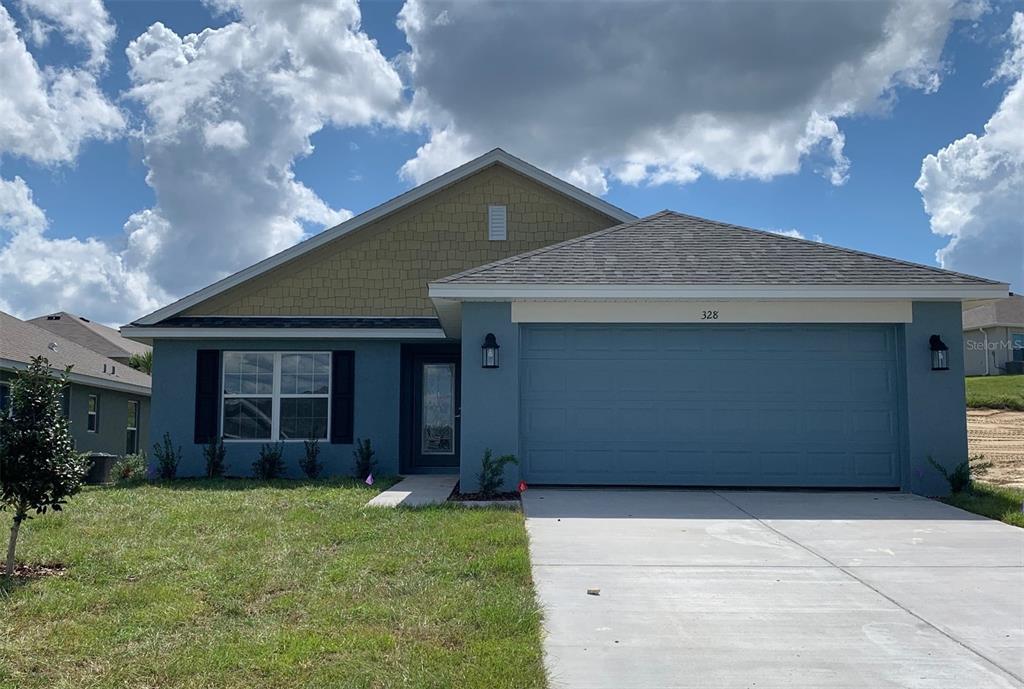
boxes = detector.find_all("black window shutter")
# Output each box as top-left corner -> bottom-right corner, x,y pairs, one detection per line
330,351 -> 355,444
194,350 -> 221,443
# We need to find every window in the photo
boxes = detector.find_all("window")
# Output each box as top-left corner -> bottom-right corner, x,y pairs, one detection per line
1013,333 -> 1024,363
488,205 -> 507,240
126,400 -> 140,454
221,352 -> 330,441
87,394 -> 99,432
0,382 -> 9,417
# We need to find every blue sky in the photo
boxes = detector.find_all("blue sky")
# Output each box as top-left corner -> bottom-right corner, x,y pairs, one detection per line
0,0 -> 1020,324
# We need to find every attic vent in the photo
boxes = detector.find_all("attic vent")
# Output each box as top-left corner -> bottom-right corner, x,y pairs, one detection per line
47,315 -> 60,320
488,205 -> 507,241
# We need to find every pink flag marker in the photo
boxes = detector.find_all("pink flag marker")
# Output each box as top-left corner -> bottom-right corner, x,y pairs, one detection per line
365,473 -> 374,486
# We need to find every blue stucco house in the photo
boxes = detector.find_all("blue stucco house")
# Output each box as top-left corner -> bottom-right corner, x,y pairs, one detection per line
122,150 -> 1009,495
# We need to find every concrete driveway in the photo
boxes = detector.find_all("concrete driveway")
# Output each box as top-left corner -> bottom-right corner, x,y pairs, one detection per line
522,489 -> 1024,689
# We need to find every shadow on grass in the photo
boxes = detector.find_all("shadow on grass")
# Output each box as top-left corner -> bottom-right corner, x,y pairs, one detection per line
92,476 -> 402,493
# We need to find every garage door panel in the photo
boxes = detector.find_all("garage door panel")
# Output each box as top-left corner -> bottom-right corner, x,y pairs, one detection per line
520,324 -> 901,488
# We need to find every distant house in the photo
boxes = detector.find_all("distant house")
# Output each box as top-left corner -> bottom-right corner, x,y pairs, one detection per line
1,311 -> 151,457
963,295 -> 1024,376
30,311 -> 151,364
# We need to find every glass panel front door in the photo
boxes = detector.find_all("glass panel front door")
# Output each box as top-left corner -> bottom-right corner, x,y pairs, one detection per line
421,363 -> 455,455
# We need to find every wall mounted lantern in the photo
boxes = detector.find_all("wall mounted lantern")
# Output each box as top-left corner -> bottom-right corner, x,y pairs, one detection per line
929,335 -> 949,371
481,333 -> 500,369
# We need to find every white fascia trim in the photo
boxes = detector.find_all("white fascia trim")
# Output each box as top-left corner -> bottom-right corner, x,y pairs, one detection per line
120,327 -> 448,340
0,358 -> 151,396
428,283 -> 1011,301
132,150 -> 635,326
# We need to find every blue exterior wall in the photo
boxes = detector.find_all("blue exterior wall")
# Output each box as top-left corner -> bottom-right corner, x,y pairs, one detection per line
459,302 -> 522,492
150,338 -> 401,478
901,301 -> 969,495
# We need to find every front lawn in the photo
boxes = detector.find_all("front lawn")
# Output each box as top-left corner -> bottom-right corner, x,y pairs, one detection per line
965,374 -> 1024,410
942,483 -> 1024,528
0,480 -> 545,689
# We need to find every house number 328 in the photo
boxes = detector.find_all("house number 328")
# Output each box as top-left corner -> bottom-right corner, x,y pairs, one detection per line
701,310 -> 719,320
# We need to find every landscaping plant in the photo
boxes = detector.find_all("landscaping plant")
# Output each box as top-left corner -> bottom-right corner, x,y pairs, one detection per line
353,437 -> 375,479
152,432 -> 181,480
203,436 -> 226,478
253,443 -> 285,480
127,350 -> 153,375
928,455 -> 991,494
0,356 -> 89,579
300,438 -> 323,479
112,453 -> 147,483
477,449 -> 518,499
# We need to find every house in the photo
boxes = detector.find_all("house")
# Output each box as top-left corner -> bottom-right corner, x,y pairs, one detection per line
122,149 -> 1009,495
1,311 -> 151,456
962,295 -> 1024,376
30,311 -> 152,365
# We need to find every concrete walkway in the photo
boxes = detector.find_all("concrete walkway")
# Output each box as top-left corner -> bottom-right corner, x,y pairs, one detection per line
365,474 -> 457,507
523,488 -> 1024,689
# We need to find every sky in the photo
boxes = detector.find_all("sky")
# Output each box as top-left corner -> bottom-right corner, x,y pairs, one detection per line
0,0 -> 1021,327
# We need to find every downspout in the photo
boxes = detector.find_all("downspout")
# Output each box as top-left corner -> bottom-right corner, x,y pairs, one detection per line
976,327 -> 990,376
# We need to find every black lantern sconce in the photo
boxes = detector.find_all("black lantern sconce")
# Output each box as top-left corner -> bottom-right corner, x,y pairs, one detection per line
482,333 -> 500,369
929,335 -> 949,371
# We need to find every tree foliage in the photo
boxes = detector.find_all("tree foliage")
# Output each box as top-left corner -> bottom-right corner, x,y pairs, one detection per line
0,356 -> 88,577
127,350 -> 153,375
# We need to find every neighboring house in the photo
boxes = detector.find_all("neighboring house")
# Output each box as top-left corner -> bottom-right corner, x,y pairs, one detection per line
962,295 -> 1024,376
30,311 -> 151,365
1,311 -> 151,457
123,149 -> 1009,495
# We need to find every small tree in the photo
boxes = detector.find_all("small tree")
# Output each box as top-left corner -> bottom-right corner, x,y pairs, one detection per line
352,438 -> 376,479
152,432 -> 180,480
252,443 -> 285,480
203,436 -> 226,478
477,449 -> 518,499
127,351 -> 153,375
300,438 -> 322,479
0,357 -> 89,578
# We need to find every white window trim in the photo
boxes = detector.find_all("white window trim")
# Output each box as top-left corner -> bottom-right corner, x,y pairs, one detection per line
220,351 -> 332,443
87,394 -> 99,433
126,400 -> 139,453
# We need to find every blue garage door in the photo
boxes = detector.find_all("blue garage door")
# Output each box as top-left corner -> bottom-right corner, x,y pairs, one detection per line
519,324 -> 902,487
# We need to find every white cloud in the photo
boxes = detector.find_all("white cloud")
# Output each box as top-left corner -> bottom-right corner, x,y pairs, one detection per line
0,176 -> 46,232
770,228 -> 824,243
203,120 -> 248,150
17,0 -> 115,68
916,11 -> 1024,290
397,0 -> 985,191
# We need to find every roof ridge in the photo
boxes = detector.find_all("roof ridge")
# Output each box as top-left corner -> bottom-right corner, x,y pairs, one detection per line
663,211 -> 1001,285
435,211 -> 670,283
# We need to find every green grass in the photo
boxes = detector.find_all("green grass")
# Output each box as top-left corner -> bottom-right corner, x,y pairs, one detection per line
942,483 -> 1024,528
0,479 -> 546,689
965,374 -> 1024,410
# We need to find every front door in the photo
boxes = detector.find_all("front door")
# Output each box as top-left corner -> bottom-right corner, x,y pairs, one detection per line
410,354 -> 460,470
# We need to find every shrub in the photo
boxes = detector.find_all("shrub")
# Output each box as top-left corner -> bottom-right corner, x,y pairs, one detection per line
203,436 -> 226,478
353,438 -> 376,479
127,350 -> 153,375
300,438 -> 323,479
928,455 -> 991,494
152,432 -> 180,480
477,449 -> 518,499
112,453 -> 147,483
252,443 -> 285,480
1,356 -> 89,578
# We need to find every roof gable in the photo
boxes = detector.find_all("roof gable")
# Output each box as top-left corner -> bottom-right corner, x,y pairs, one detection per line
433,211 -> 1006,290
133,149 -> 633,325
963,295 -> 1024,329
29,311 -> 150,359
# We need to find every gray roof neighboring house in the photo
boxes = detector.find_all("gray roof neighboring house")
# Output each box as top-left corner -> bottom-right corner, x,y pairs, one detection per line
1,311 -> 151,395
963,295 -> 1024,330
29,311 -> 151,361
433,211 -> 1004,289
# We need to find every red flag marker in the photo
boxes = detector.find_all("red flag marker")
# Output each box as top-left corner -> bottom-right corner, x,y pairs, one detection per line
517,480 -> 528,493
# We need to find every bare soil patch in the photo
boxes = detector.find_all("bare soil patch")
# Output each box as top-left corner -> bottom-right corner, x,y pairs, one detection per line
967,409 -> 1024,488
0,562 -> 67,579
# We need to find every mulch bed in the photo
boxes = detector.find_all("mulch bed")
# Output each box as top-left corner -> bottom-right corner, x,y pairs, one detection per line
449,481 -> 521,502
0,562 -> 67,579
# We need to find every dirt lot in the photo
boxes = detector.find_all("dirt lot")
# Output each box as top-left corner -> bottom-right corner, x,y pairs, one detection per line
968,409 -> 1024,488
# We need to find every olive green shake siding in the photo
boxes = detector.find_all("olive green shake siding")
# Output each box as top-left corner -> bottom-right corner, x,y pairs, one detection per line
184,165 -> 621,317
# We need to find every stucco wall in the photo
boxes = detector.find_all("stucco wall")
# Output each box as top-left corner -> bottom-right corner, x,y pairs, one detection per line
902,301 -> 969,495
964,326 -> 1020,376
184,165 -> 619,317
150,338 -> 401,478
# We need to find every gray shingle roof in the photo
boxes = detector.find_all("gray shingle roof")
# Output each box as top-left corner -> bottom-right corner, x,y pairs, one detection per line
963,295 -> 1024,329
436,211 -> 1002,286
1,311 -> 151,391
29,311 -> 151,360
